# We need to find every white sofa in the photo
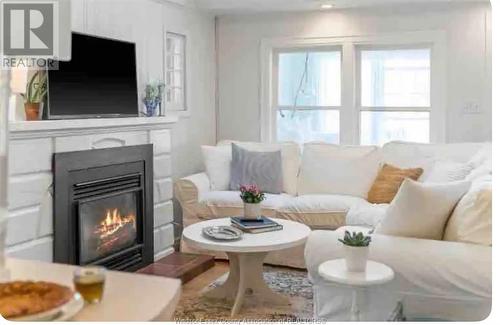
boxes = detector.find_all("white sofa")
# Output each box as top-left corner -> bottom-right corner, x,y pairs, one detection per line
305,225 -> 491,321
175,140 -> 491,269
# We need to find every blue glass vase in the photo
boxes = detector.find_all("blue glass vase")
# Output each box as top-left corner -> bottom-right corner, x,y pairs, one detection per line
143,99 -> 159,117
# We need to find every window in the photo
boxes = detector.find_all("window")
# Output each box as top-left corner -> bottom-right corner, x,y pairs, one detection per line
265,33 -> 444,145
164,32 -> 186,111
360,111 -> 430,146
275,50 -> 341,143
359,48 -> 431,145
360,48 -> 430,107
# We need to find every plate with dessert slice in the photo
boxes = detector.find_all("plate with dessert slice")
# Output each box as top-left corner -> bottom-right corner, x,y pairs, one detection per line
0,281 -> 85,321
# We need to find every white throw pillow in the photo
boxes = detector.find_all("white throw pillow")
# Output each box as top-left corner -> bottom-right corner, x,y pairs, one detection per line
376,179 -> 471,240
421,160 -> 473,183
201,145 -> 231,190
444,178 -> 492,246
468,143 -> 492,168
466,144 -> 492,182
217,140 -> 301,195
298,143 -> 381,198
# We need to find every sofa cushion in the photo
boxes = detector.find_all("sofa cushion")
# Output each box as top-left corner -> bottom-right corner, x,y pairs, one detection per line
229,143 -> 283,194
421,160 -> 473,183
376,179 -> 471,240
197,191 -> 366,229
444,176 -> 492,246
218,140 -> 301,195
382,141 -> 485,165
298,143 -> 381,198
276,194 -> 367,229
367,163 -> 424,204
197,190 -> 292,218
466,144 -> 492,182
345,202 -> 389,227
381,141 -> 485,180
201,145 -> 231,190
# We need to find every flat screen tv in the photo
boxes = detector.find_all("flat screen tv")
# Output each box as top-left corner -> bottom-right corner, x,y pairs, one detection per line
47,33 -> 138,119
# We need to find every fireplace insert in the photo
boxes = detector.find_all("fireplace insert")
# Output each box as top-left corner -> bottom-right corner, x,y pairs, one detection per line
78,188 -> 139,265
53,145 -> 153,271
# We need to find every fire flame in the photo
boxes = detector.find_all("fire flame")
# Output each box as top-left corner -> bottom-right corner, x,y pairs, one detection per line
94,208 -> 136,240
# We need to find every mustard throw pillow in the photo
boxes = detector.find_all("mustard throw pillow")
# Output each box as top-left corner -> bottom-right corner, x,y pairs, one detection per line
367,164 -> 424,204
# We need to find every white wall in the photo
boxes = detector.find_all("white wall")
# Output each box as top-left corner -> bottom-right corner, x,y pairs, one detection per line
71,0 -> 216,178
216,2 -> 492,144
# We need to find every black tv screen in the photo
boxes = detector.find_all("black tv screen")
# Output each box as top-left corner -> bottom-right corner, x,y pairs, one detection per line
47,33 -> 138,119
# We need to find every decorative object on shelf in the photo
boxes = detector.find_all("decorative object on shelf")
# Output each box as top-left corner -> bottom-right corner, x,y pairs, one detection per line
202,226 -> 243,241
142,82 -> 165,117
239,184 -> 265,220
338,230 -> 371,272
21,71 -> 47,121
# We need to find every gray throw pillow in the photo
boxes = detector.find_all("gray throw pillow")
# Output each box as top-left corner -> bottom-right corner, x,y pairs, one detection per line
229,144 -> 283,194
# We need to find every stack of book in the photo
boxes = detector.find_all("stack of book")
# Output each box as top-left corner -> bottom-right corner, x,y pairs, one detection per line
230,217 -> 283,234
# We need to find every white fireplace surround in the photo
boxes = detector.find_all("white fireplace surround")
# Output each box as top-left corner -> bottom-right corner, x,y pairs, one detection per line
7,116 -> 178,263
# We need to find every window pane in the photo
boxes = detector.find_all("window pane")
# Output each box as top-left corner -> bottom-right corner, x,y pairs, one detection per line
277,110 -> 340,144
165,32 -> 186,111
361,48 -> 430,107
278,51 -> 341,107
360,111 -> 430,146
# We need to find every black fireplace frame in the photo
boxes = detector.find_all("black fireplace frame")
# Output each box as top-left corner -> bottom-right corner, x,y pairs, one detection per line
53,145 -> 154,271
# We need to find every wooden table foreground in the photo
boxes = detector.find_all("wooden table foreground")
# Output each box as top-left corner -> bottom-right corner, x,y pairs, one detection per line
4,258 -> 181,321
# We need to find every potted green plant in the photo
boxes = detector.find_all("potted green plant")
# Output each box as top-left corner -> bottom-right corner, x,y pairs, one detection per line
142,82 -> 165,117
338,230 -> 372,272
21,71 -> 47,121
239,184 -> 266,219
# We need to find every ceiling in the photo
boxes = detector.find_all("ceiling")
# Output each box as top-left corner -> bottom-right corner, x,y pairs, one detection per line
186,0 -> 486,14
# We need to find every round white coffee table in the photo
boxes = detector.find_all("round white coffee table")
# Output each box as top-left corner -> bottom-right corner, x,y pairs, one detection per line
318,259 -> 394,321
182,218 -> 311,317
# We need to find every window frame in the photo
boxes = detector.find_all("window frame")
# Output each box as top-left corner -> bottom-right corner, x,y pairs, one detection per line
260,31 -> 447,145
272,46 -> 342,143
164,31 -> 187,112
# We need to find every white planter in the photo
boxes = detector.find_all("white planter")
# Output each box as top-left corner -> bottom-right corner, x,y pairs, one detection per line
343,245 -> 369,272
243,202 -> 262,219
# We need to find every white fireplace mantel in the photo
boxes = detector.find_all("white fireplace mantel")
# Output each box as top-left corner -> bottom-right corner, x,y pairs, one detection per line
7,115 -> 178,262
9,115 -> 178,140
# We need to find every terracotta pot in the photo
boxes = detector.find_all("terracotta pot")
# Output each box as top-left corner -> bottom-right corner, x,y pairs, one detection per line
243,202 -> 262,219
24,103 -> 41,121
343,245 -> 369,272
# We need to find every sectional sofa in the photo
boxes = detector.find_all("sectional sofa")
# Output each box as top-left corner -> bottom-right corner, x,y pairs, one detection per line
175,141 -> 490,259
174,140 -> 491,320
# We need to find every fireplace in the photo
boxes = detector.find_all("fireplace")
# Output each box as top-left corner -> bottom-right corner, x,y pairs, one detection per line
53,145 -> 154,271
78,190 -> 139,265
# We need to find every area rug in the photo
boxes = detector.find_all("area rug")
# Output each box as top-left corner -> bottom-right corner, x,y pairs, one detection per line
174,266 -> 314,321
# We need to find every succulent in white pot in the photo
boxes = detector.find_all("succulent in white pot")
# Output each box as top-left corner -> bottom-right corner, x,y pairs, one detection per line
338,230 -> 372,272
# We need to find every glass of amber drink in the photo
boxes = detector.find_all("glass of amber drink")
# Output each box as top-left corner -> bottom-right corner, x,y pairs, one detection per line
73,266 -> 106,304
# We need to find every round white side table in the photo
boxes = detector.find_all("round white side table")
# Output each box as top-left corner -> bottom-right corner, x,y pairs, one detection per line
183,218 -> 311,317
318,259 -> 394,321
